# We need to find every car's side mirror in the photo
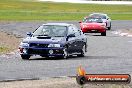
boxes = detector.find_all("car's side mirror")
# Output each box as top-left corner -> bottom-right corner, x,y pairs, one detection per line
66,34 -> 75,41
27,32 -> 32,37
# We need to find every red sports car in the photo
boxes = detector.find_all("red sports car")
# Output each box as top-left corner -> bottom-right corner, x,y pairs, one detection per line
79,17 -> 107,36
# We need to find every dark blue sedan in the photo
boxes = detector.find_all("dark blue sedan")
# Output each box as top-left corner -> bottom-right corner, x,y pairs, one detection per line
19,23 -> 87,60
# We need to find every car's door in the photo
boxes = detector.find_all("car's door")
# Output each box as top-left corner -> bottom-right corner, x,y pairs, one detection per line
67,26 -> 77,53
74,26 -> 87,52
79,29 -> 87,51
71,25 -> 82,52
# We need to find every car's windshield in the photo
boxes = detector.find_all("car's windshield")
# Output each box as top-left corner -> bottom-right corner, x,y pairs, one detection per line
33,25 -> 67,37
83,18 -> 103,23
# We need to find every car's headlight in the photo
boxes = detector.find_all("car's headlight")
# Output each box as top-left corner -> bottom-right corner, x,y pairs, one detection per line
82,24 -> 87,28
101,23 -> 106,28
20,42 -> 29,47
48,44 -> 60,47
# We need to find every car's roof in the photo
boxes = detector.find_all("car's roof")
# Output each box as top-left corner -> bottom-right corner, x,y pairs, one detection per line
90,13 -> 107,16
43,23 -> 73,26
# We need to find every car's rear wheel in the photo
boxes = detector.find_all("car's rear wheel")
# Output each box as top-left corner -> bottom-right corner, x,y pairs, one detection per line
21,55 -> 30,60
77,45 -> 86,57
101,32 -> 106,36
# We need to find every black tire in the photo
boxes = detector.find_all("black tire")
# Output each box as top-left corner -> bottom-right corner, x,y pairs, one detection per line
77,45 -> 86,57
21,55 -> 30,60
107,27 -> 111,30
101,32 -> 106,36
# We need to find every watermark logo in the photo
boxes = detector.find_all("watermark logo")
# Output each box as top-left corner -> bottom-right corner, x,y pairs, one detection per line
76,66 -> 131,85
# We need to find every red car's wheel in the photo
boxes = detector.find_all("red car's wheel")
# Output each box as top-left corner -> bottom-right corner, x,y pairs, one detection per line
101,32 -> 106,36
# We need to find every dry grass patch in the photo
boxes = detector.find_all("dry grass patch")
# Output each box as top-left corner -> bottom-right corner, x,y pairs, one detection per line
0,31 -> 20,54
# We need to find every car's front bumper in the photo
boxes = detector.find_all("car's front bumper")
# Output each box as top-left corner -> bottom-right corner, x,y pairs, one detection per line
82,28 -> 106,33
19,47 -> 64,56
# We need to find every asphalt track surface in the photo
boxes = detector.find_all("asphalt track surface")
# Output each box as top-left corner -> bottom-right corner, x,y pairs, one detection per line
0,20 -> 132,81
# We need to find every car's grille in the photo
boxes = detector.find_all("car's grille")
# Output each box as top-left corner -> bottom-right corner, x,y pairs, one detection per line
30,43 -> 49,48
28,48 -> 63,55
28,49 -> 48,54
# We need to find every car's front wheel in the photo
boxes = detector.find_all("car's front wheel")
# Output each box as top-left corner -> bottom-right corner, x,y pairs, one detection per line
77,45 -> 86,57
101,32 -> 106,36
21,55 -> 30,60
62,47 -> 68,59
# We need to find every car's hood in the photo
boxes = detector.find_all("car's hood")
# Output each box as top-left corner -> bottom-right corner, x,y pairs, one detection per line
23,36 -> 66,44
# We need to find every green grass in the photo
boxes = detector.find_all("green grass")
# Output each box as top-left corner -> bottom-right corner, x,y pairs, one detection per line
0,0 -> 132,20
